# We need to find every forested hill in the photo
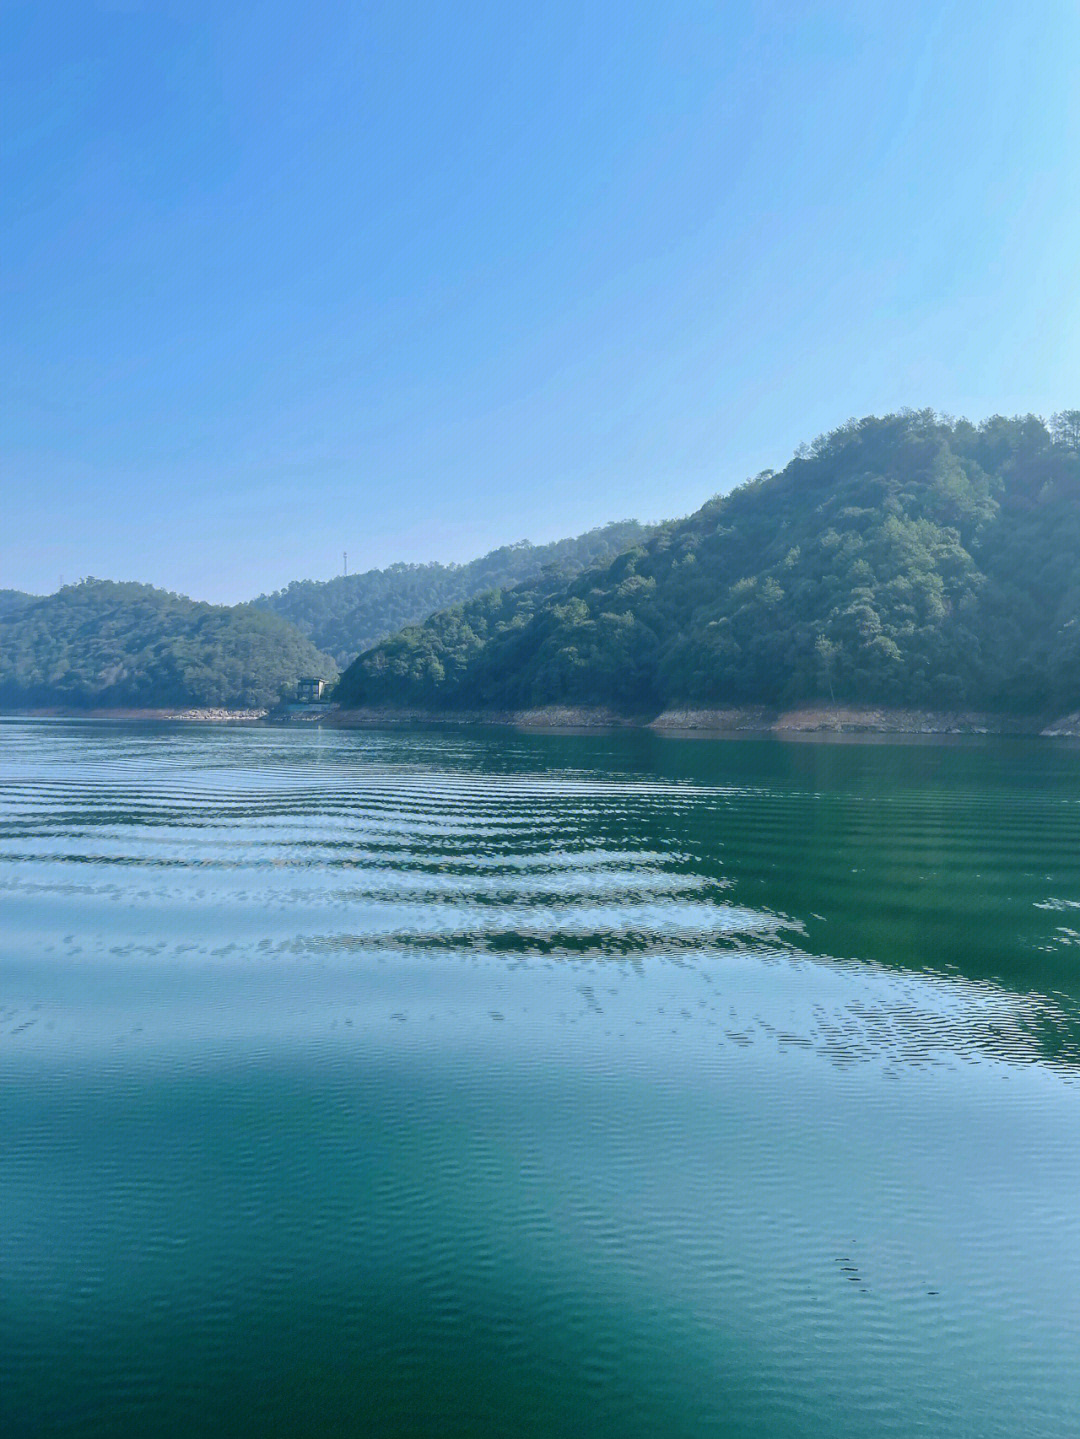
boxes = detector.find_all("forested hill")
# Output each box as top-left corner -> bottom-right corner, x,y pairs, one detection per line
0,589 -> 36,620
253,521 -> 654,666
336,411 -> 1080,717
0,580 -> 336,710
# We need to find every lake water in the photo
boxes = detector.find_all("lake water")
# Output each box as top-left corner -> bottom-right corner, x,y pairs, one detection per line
3,718 -> 1080,1437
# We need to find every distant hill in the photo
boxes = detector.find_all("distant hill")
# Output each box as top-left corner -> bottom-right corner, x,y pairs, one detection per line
336,410 -> 1080,717
0,579 -> 336,710
0,589 -> 36,620
253,521 -> 654,666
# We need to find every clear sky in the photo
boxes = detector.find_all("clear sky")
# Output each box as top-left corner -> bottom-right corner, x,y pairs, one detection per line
4,1 -> 1080,602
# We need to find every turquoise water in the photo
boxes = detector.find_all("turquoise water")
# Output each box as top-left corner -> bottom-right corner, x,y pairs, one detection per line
3,718 -> 1080,1437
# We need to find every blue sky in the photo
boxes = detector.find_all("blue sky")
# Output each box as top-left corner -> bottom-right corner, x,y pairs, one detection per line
4,1 -> 1080,602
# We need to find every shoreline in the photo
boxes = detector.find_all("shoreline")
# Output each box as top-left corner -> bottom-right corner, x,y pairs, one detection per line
6,703 -> 1080,737
4,706 -> 268,723
321,703 -> 1080,737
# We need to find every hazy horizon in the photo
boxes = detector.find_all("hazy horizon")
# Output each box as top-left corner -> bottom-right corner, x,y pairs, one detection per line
4,511 -> 662,605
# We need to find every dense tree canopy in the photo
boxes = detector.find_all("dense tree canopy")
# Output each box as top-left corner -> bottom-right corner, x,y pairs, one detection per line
337,411 -> 1080,717
0,580 -> 337,710
253,521 -> 654,665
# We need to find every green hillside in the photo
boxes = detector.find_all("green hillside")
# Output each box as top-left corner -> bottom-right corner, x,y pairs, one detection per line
0,580 -> 336,710
337,410 -> 1080,717
253,521 -> 654,666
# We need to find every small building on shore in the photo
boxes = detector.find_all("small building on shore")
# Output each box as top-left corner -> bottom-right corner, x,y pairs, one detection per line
297,677 -> 329,703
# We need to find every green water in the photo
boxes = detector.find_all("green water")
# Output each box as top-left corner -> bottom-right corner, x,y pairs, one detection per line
3,719 -> 1080,1437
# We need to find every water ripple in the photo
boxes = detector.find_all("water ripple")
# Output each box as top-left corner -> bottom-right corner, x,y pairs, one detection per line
4,719 -> 1080,1438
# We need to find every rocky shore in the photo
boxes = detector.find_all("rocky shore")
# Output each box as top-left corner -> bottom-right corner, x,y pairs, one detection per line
650,706 -> 1037,734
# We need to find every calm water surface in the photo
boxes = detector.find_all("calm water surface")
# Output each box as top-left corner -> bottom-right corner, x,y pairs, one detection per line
3,719 -> 1080,1437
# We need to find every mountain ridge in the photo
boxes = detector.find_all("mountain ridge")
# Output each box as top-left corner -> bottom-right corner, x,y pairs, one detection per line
335,410 -> 1080,718
253,520 -> 655,666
